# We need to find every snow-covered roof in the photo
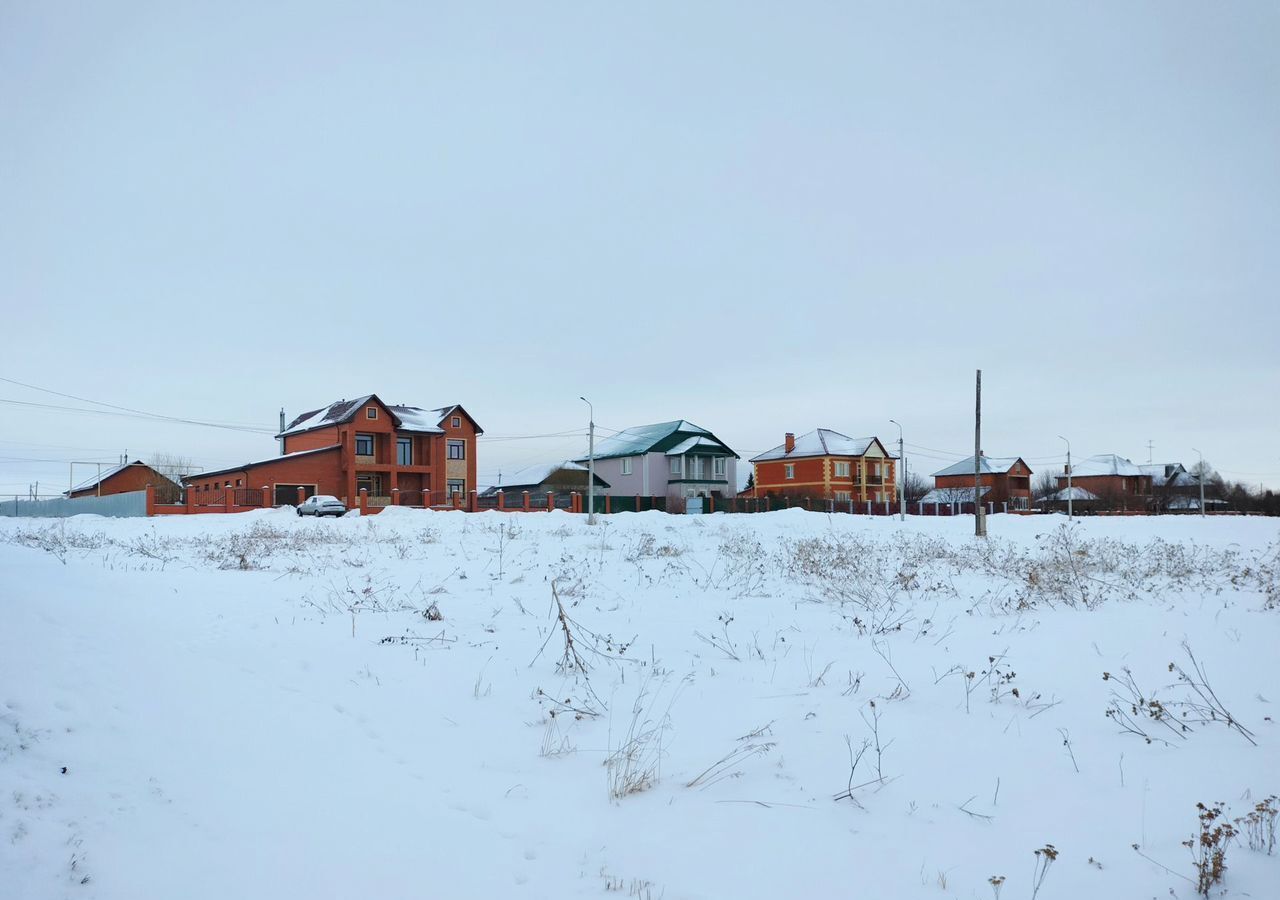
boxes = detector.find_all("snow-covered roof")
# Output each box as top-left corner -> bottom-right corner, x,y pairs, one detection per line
1167,496 -> 1226,510
583,421 -> 735,461
750,429 -> 890,462
665,435 -> 728,456
932,455 -> 1030,478
1044,486 -> 1100,502
483,460 -> 610,494
280,397 -> 481,437
1138,463 -> 1200,488
1068,454 -> 1144,478
919,486 -> 991,504
67,461 -> 182,495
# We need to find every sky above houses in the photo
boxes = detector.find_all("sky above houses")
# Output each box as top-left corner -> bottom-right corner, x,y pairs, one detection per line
2,2 -> 1278,495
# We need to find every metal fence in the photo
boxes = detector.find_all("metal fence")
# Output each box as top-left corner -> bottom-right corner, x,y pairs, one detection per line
0,490 -> 148,518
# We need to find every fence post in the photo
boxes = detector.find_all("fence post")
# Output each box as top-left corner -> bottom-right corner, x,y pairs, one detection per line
709,495 -> 715,513
297,486 -> 306,506
224,483 -> 234,513
497,490 -> 505,511
605,494 -> 611,514
469,490 -> 478,512
186,484 -> 196,514
392,488 -> 400,506
145,483 -> 155,516
546,492 -> 554,512
765,496 -> 771,512
635,494 -> 641,512
359,487 -> 368,515
262,485 -> 270,508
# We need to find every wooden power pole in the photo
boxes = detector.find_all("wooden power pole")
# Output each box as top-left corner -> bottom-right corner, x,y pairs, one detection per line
975,368 -> 986,537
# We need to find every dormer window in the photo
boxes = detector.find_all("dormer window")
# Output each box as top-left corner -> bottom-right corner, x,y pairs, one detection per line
451,416 -> 461,428
366,407 -> 378,419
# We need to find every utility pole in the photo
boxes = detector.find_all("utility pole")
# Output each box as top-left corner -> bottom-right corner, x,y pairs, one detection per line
279,408 -> 286,456
580,396 -> 596,525
1058,435 -> 1072,519
974,369 -> 986,537
1193,447 -> 1206,518
1147,439 -> 1154,465
889,418 -> 905,521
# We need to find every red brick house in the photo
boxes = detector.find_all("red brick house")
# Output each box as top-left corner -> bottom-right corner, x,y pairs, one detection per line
749,430 -> 897,503
67,460 -> 180,502
1055,454 -> 1152,511
924,455 -> 1034,511
184,395 -> 482,508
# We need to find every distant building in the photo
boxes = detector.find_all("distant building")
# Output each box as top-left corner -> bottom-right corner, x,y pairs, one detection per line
925,455 -> 1033,511
184,394 -> 481,507
67,460 -> 181,502
749,430 -> 897,504
483,461 -> 609,497
1055,454 -> 1152,511
575,420 -> 738,500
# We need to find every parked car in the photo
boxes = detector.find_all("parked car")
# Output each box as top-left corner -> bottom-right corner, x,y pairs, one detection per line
296,495 -> 347,517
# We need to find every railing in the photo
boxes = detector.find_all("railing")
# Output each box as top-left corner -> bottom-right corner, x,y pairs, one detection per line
367,495 -> 392,508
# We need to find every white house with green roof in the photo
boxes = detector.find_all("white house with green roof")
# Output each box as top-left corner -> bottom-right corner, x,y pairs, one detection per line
574,420 -> 739,499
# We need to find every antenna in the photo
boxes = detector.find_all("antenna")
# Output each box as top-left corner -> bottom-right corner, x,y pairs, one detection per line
1147,439 -> 1154,464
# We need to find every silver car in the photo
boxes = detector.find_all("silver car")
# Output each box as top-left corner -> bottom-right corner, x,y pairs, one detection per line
296,495 -> 347,517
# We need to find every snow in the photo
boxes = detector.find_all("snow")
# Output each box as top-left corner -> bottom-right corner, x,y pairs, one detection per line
932,456 -> 1026,478
1045,486 -> 1101,501
487,460 -> 591,492
279,397 -> 458,436
750,429 -> 887,462
1069,454 -> 1144,478
387,404 -> 452,434
2,511 -> 1278,899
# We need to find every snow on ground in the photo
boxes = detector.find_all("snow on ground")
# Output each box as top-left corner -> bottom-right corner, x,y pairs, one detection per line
1,509 -> 1277,899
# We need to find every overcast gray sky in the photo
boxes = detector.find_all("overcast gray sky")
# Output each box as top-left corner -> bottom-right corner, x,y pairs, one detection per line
2,2 -> 1278,494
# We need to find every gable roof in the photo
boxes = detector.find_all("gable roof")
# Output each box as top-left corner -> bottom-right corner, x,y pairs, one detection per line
919,485 -> 992,504
1067,454 -> 1144,478
66,460 -> 182,495
482,460 -> 610,494
932,455 -> 1032,478
1138,463 -> 1198,487
280,396 -> 483,437
750,429 -> 893,463
580,420 -> 737,461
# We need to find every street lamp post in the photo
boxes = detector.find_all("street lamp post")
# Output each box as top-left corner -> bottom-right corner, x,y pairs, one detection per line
889,419 -> 905,522
1058,435 -> 1072,519
580,397 -> 596,525
1192,447 -> 1205,518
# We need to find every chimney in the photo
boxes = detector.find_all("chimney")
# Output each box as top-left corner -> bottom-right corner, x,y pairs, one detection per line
784,432 -> 795,453
279,408 -> 286,456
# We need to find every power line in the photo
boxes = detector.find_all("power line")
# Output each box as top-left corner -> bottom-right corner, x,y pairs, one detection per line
0,398 -> 276,434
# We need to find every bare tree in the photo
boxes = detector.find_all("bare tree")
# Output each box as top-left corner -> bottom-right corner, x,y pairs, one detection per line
1033,470 -> 1059,502
903,470 -> 931,504
147,452 -> 195,503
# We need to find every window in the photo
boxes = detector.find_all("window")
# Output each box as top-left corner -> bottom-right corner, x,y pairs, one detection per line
451,416 -> 461,428
834,461 -> 850,477
396,438 -> 412,466
447,440 -> 465,460
670,456 -> 681,475
836,491 -> 851,502
235,478 -> 242,487
785,464 -> 795,480
355,434 -> 374,456
713,457 -> 726,477
447,479 -> 465,496
620,457 -> 633,475
366,407 -> 378,419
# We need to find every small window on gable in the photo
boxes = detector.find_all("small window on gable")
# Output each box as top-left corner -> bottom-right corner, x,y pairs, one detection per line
451,416 -> 461,428
620,457 -> 633,475
366,407 -> 378,419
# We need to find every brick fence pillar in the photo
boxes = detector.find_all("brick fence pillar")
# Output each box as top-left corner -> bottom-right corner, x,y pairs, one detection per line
186,484 -> 196,514
392,488 -> 400,506
359,487 -> 368,515
604,494 -> 611,514
222,483 -> 233,513
546,492 -> 554,512
145,483 -> 155,516
261,485 -> 270,508
522,491 -> 530,511
497,490 -> 505,510
468,490 -> 478,513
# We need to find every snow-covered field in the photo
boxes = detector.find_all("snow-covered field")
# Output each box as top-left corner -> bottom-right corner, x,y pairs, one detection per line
2,509 -> 1277,899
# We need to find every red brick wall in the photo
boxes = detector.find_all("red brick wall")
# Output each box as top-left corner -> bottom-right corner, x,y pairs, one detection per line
69,464 -> 167,498
187,448 -> 344,504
